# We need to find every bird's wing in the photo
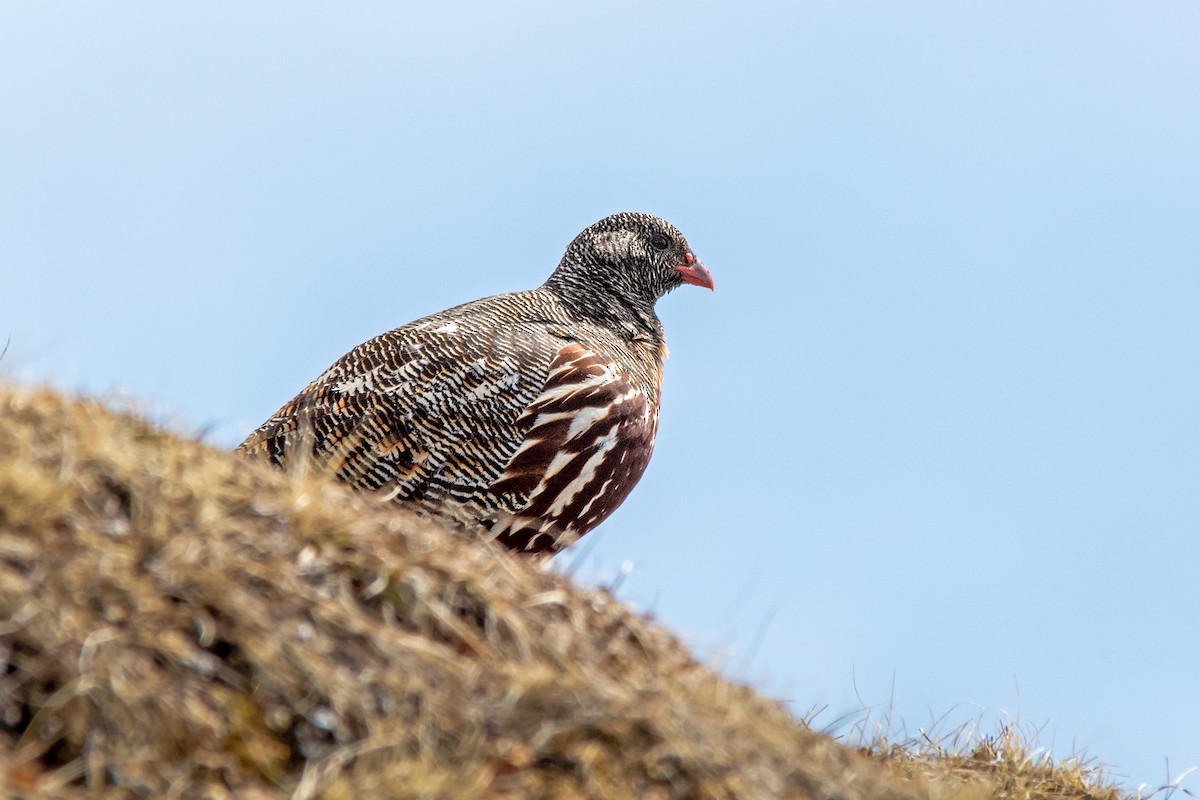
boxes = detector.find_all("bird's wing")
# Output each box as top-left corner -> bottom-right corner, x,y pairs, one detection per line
237,311 -> 559,514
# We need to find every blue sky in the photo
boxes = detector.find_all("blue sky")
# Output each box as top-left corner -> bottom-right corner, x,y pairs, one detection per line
2,2 -> 1197,790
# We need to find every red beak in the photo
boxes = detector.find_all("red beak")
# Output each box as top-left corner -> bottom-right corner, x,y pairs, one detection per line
674,253 -> 714,290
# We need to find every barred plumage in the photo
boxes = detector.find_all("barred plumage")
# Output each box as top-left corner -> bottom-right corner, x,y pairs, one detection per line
238,212 -> 713,554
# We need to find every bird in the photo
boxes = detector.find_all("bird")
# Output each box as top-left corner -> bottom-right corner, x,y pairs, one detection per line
237,212 -> 713,555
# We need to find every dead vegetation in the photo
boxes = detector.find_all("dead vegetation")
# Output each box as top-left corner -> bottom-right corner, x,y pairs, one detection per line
0,384 -> 1132,798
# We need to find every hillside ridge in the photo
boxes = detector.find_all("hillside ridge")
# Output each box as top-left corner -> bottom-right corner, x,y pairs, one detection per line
0,385 -> 1121,799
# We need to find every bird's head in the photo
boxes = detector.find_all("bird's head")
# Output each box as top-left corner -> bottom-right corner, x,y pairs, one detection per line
546,213 -> 714,320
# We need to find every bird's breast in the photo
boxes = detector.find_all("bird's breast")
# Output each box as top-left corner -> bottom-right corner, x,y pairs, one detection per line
487,342 -> 661,553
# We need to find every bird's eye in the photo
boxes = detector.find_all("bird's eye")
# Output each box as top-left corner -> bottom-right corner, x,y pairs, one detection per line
650,232 -> 670,250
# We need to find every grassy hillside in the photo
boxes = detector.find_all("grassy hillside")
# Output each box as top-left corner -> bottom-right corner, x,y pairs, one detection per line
0,385 -> 1124,799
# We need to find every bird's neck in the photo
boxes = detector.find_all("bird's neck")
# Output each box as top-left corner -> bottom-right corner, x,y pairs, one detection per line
543,276 -> 664,344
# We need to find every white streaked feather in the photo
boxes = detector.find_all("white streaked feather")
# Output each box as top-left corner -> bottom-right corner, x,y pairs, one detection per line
542,430 -> 619,517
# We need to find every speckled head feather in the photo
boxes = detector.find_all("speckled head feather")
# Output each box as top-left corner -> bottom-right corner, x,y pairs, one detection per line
545,213 -> 713,332
239,212 -> 713,555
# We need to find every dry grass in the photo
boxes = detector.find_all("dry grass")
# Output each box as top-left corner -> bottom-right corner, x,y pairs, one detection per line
0,384 -> 1135,799
845,712 -> 1135,800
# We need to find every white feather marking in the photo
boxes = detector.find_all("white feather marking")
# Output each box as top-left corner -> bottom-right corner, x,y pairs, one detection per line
463,373 -> 522,401
576,477 -> 614,518
538,449 -> 575,482
541,366 -> 620,404
543,431 -> 618,516
335,371 -> 376,394
547,354 -> 617,382
565,404 -> 611,441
